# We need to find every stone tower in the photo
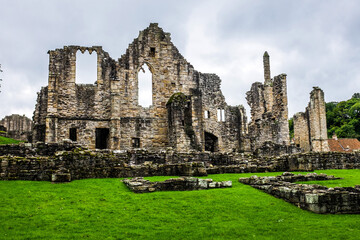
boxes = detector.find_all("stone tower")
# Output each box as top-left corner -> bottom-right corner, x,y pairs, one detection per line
246,52 -> 290,151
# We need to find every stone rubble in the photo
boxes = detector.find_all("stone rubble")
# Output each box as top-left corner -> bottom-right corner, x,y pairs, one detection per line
123,176 -> 232,193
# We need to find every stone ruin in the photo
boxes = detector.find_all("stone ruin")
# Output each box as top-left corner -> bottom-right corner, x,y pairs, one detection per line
0,114 -> 33,142
32,23 -> 249,153
246,52 -> 290,152
293,87 -> 330,152
122,177 -> 232,193
31,23 -> 312,155
239,172 -> 360,214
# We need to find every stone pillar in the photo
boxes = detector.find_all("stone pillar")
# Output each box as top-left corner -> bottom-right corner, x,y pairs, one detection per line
263,51 -> 271,85
272,74 -> 290,145
307,87 -> 330,152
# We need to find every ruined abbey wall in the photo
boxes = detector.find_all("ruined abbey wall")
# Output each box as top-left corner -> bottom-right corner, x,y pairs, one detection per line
246,52 -> 290,151
33,23 -> 247,153
0,114 -> 33,141
293,87 -> 330,152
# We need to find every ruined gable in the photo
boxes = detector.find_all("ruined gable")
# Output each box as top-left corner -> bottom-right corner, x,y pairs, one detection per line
33,23 -> 247,153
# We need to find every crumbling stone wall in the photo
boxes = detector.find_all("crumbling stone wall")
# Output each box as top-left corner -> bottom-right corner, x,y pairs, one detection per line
246,52 -> 290,152
0,114 -> 33,141
239,172 -> 360,214
293,87 -> 330,152
33,87 -> 48,142
33,23 -> 247,153
1,144 -> 359,181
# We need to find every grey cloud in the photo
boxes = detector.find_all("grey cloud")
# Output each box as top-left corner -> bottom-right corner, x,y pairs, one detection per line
0,0 -> 359,120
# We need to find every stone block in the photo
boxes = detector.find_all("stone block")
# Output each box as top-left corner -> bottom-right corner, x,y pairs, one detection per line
51,173 -> 71,183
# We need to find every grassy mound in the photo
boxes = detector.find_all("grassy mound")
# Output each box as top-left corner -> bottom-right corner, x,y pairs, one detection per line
0,135 -> 22,145
1,170 -> 360,239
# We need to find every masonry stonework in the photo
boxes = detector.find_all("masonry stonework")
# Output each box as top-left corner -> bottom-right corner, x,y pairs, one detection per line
0,114 -> 33,141
246,52 -> 290,152
32,23 -> 248,153
293,87 -> 330,152
31,23 -> 332,155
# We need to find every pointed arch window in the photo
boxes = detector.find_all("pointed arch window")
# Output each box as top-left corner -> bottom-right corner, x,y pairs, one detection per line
138,63 -> 153,107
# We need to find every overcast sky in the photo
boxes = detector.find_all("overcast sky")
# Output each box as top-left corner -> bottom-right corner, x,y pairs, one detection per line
1,0 -> 359,121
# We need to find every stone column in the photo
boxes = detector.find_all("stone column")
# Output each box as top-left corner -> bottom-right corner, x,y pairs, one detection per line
307,87 -> 330,152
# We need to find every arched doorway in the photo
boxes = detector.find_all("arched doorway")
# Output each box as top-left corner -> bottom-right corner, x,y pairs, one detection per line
204,131 -> 218,152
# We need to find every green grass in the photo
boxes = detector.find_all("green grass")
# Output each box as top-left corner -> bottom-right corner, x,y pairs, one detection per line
0,135 -> 22,145
1,170 -> 360,239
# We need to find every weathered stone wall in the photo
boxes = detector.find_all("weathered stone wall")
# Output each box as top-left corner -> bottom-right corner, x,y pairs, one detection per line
293,112 -> 310,151
33,23 -> 247,153
0,114 -> 33,141
246,52 -> 289,152
197,73 -> 248,152
239,172 -> 360,214
33,87 -> 48,142
1,144 -> 359,181
293,87 -> 330,152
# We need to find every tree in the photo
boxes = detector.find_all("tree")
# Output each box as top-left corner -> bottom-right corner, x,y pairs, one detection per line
352,93 -> 360,99
326,95 -> 360,140
288,118 -> 294,140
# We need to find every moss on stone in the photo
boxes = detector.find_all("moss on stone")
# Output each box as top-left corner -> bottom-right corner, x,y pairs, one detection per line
166,92 -> 186,105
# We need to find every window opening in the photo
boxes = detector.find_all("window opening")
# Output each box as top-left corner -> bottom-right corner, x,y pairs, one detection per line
138,63 -> 152,107
76,51 -> 97,84
204,131 -> 218,152
69,128 -> 77,141
132,138 -> 140,148
204,110 -> 210,119
217,108 -> 226,122
95,128 -> 109,149
149,47 -> 155,57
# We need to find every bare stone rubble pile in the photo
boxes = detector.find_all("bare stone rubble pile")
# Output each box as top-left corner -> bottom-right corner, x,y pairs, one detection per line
123,177 -> 232,193
239,172 -> 360,214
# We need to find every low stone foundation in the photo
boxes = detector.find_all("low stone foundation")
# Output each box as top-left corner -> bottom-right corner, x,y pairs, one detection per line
0,144 -> 359,182
123,177 -> 232,193
239,172 -> 360,214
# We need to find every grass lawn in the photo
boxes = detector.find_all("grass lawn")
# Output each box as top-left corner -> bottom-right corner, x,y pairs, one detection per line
0,136 -> 22,145
1,169 -> 360,239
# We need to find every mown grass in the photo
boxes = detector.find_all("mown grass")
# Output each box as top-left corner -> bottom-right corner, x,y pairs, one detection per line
1,170 -> 360,239
0,135 -> 22,145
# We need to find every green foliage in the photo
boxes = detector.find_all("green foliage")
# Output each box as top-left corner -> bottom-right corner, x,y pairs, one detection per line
166,92 -> 185,105
0,136 -> 22,145
1,170 -> 360,239
326,95 -> 360,140
288,118 -> 294,140
352,93 -> 360,99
